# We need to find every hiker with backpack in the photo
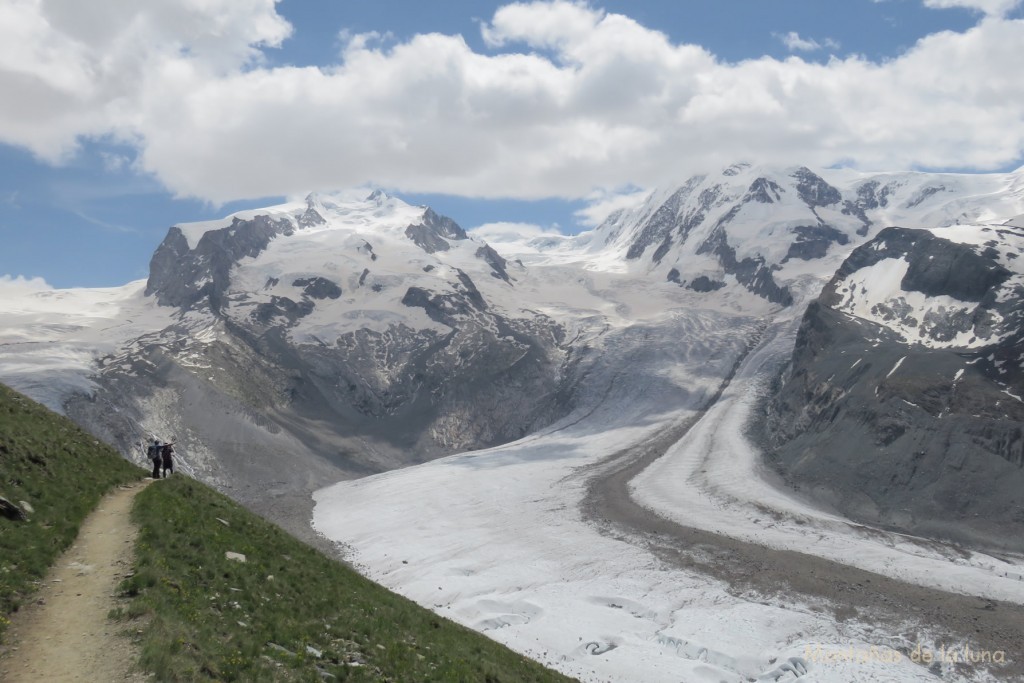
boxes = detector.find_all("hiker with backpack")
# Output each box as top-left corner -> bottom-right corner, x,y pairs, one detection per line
146,439 -> 162,479
161,442 -> 175,478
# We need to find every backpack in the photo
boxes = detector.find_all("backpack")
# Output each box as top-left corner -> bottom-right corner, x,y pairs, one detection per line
147,444 -> 160,461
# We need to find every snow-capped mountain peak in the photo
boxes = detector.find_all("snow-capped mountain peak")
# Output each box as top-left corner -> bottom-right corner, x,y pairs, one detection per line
145,190 -> 497,317
586,164 -> 1024,307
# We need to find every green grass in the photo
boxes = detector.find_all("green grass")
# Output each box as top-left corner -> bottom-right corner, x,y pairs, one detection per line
0,382 -> 575,681
123,474 -> 577,682
0,382 -> 145,639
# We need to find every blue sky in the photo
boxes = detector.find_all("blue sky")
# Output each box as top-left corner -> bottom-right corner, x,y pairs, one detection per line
1,0 -> 1022,288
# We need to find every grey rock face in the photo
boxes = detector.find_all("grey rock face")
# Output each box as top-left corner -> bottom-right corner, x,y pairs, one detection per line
666,269 -> 725,292
825,227 -> 1011,304
253,296 -> 314,324
404,224 -> 452,253
688,275 -> 727,292
625,175 -> 708,260
854,180 -> 892,210
783,225 -> 849,262
760,227 -> 1024,551
821,227 -> 1016,345
401,269 -> 489,324
404,208 -> 469,253
745,177 -> 784,204
401,287 -> 473,324
293,277 -> 342,300
792,167 -> 842,208
422,207 -> 468,240
475,244 -> 512,283
906,185 -> 947,208
147,215 -> 292,311
839,201 -> 872,236
357,240 -> 377,261
698,227 -> 793,306
839,180 -> 890,236
297,206 -> 326,228
900,235 -> 1010,301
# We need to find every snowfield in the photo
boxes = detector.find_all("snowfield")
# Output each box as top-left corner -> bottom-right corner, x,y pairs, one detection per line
0,278 -> 176,411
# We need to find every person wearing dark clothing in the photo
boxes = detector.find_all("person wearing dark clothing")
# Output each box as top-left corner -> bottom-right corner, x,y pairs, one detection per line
148,440 -> 162,479
161,443 -> 174,478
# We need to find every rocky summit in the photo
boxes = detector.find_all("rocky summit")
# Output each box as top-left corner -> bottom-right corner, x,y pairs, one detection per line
761,218 -> 1024,550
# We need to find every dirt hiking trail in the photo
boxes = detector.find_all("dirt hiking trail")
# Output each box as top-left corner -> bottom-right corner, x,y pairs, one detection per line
0,480 -> 152,682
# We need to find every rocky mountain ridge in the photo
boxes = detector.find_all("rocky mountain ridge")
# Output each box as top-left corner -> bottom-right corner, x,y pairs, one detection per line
589,163 -> 1024,307
58,191 -> 579,520
760,217 -> 1024,550
1,165 -> 1023,550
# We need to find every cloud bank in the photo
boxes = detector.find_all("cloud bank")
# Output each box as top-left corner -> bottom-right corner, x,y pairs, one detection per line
1,0 -> 1022,203
922,0 -> 1022,16
0,274 -> 52,294
470,221 -> 562,242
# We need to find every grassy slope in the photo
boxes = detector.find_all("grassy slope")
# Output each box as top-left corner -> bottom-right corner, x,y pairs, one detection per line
0,382 -> 144,639
0,383 -> 575,682
124,475 -> 576,682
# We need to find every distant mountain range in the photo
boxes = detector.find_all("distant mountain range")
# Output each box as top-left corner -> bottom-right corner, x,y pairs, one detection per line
1,163 -> 1021,548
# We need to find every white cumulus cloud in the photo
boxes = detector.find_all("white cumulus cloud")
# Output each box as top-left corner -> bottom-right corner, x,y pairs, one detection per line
0,0 -> 290,161
778,32 -> 840,52
0,0 -> 1022,204
469,221 -> 569,254
0,274 -> 53,293
470,221 -> 561,241
922,0 -> 1022,16
575,188 -> 652,226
